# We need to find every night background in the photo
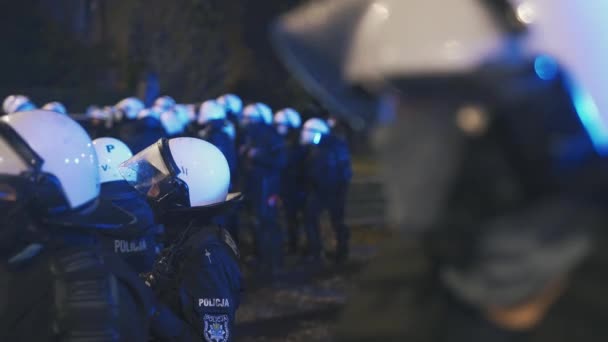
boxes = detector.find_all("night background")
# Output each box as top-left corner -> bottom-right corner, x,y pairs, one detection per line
0,0 -> 317,111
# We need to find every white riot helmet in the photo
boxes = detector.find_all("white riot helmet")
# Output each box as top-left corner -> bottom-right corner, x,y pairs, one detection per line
0,111 -> 99,212
198,100 -> 226,125
300,118 -> 329,145
119,137 -> 231,210
92,137 -> 133,184
243,102 -> 273,126
154,96 -> 176,111
3,95 -> 36,114
217,94 -> 243,116
115,97 -> 145,120
42,102 -> 67,115
160,110 -> 184,136
174,104 -> 192,126
274,108 -> 302,135
138,108 -> 161,120
86,106 -> 111,120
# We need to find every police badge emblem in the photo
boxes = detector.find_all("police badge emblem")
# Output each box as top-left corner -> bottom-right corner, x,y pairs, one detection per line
203,314 -> 229,342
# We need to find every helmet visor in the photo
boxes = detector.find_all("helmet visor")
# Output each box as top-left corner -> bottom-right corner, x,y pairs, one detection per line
118,139 -> 190,207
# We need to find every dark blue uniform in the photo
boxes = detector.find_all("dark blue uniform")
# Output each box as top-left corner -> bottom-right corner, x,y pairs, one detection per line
280,133 -> 307,253
97,180 -> 163,274
150,223 -> 241,342
115,117 -> 167,154
304,134 -> 352,262
240,123 -> 287,273
0,213 -> 152,341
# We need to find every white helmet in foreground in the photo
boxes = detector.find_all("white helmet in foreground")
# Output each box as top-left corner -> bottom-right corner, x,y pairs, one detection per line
198,100 -> 226,125
300,118 -> 329,145
115,97 -> 145,120
243,102 -> 273,125
42,102 -> 67,115
274,108 -> 302,135
0,111 -> 98,211
217,93 -> 243,116
92,137 -> 133,184
3,95 -> 36,114
119,137 -> 231,209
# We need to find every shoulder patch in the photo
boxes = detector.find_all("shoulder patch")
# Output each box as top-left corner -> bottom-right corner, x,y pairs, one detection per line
203,314 -> 229,342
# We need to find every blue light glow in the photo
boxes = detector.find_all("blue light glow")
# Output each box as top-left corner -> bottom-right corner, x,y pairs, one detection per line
313,133 -> 322,145
567,79 -> 608,156
534,55 -> 559,81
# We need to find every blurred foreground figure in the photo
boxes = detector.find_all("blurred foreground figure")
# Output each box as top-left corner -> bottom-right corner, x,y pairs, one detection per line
0,111 -> 150,341
120,137 -> 242,341
301,118 -> 352,263
93,137 -> 163,274
274,0 -> 608,341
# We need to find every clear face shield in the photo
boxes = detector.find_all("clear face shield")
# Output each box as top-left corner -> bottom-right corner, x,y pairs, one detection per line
119,138 -> 190,213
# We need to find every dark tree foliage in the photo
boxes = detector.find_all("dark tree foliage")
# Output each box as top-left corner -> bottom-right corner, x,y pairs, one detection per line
0,0 -> 317,111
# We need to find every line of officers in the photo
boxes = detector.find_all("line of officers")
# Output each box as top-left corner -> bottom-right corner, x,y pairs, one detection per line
0,92 -> 351,341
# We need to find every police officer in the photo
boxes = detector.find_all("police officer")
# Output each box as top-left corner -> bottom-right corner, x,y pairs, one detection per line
153,95 -> 177,112
274,1 -> 608,340
196,100 -> 241,243
119,104 -> 166,154
160,109 -> 186,138
42,101 -> 67,115
115,97 -> 145,124
119,137 -> 242,341
274,108 -> 306,254
112,97 -> 166,153
93,137 -> 163,274
197,100 -> 238,188
0,110 -> 151,341
217,94 -> 243,149
300,118 -> 352,263
217,93 -> 243,131
2,94 -> 36,114
240,102 -> 287,275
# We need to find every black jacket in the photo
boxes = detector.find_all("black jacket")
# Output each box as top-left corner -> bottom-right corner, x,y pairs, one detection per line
304,134 -> 352,192
240,123 -> 287,196
97,181 -> 163,274
0,227 -> 152,342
